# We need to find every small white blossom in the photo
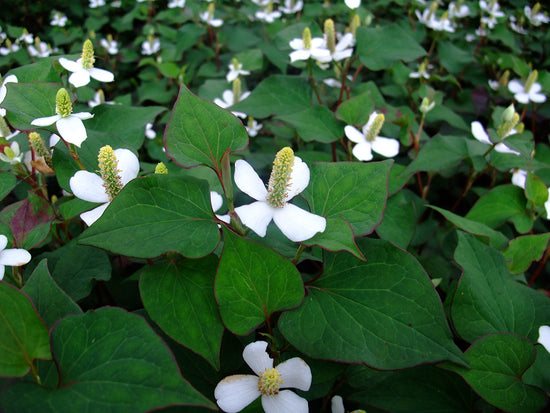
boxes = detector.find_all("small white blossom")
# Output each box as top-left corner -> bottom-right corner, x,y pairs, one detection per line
145,123 -> 156,139
448,2 -> 469,18
0,41 -> 20,56
28,41 -> 53,58
50,11 -> 68,27
525,5 -> 549,26
345,112 -> 400,161
0,142 -> 24,165
245,118 -> 263,137
58,57 -> 114,88
89,0 -> 106,7
69,148 -> 139,226
0,235 -> 31,280
200,10 -> 224,27
215,341 -> 312,413
289,33 -> 331,64
88,90 -> 114,108
100,37 -> 119,55
168,0 -> 186,7
508,79 -> 546,104
141,38 -> 161,55
255,7 -> 282,23
17,32 -> 33,45
280,0 -> 303,13
345,0 -> 361,9
214,89 -> 250,119
471,121 -> 519,155
226,61 -> 250,82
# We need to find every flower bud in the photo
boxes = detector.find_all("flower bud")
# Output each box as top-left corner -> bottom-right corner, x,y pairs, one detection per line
524,70 -> 538,94
155,162 -> 168,174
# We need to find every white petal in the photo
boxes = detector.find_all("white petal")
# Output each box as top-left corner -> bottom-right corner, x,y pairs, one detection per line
508,79 -> 524,94
58,57 -> 83,72
243,341 -> 273,375
80,203 -> 109,226
530,83 -> 542,94
261,391 -> 309,413
277,357 -> 312,391
31,114 -> 62,127
72,112 -> 94,120
352,142 -> 373,161
234,160 -> 268,201
514,93 -> 530,104
114,148 -> 140,185
0,235 -> 7,251
286,156 -> 309,200
68,70 -> 91,88
272,203 -> 326,242
210,191 -> 223,212
0,265 -> 4,280
344,125 -> 365,144
538,326 -> 550,354
70,171 -> 110,203
289,39 -> 304,50
371,136 -> 400,157
529,92 -> 547,103
235,201 -> 274,238
331,396 -> 345,413
332,49 -> 353,61
471,121 -> 491,144
90,67 -> 114,82
511,169 -> 527,189
0,249 -> 31,266
217,214 -> 231,224
215,375 -> 261,413
311,38 -> 325,48
56,116 -> 87,147
222,90 -> 234,106
290,50 -> 311,62
494,143 -> 519,155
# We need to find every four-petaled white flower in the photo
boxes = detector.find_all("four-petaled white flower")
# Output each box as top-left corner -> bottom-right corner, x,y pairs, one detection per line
226,61 -> 250,82
0,141 -> 24,165
89,0 -> 106,7
255,8 -> 282,23
141,38 -> 161,55
345,112 -> 400,161
0,234 -> 31,280
508,78 -> 546,104
100,37 -> 119,55
525,5 -> 549,26
31,88 -> 93,148
280,0 -> 303,13
50,11 -> 68,27
234,147 -> 326,242
326,33 -> 354,62
538,326 -> 550,354
0,74 -> 18,117
70,148 -> 139,226
215,341 -> 312,413
471,121 -> 519,155
289,29 -> 331,64
58,57 -> 114,88
168,0 -> 186,8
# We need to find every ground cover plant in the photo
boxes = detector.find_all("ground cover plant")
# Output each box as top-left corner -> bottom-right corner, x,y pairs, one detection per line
0,0 -> 549,412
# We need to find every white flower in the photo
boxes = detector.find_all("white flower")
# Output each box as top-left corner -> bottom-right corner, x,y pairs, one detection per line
289,33 -> 331,64
214,89 -> 250,119
141,38 -> 161,55
89,0 -> 106,7
215,341 -> 312,413
245,118 -> 263,137
479,0 -> 505,17
100,37 -> 119,55
508,79 -> 546,104
409,62 -> 434,79
511,169 -> 527,189
255,8 -> 282,23
0,74 -> 18,117
0,41 -> 19,56
0,235 -> 31,280
17,32 -> 33,45
88,90 -> 114,108
331,395 -> 365,413
326,32 -> 354,62
470,121 -> 519,155
345,0 -> 361,9
168,0 -> 186,7
200,10 -> 224,27
0,142 -> 24,165
145,123 -> 156,139
448,2 -> 469,18
28,41 -> 53,58
538,326 -> 550,353
69,148 -> 139,226
226,61 -> 250,82
525,5 -> 549,26
345,112 -> 400,161
210,191 -> 230,224
234,148 -> 326,242
280,0 -> 303,13
31,88 -> 94,148
51,12 -> 68,27
58,57 -> 114,88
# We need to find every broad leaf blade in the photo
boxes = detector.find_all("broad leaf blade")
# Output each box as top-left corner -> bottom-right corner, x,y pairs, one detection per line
0,281 -> 51,377
451,232 -> 550,343
277,106 -> 344,143
503,233 -> 550,274
140,257 -> 224,370
0,308 -> 215,412
442,333 -> 548,413
279,238 -> 467,370
80,175 -> 220,259
215,229 -> 304,335
164,84 -> 248,169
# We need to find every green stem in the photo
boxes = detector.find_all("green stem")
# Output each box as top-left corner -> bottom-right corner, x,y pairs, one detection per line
29,360 -> 41,385
307,59 -> 323,105
69,143 -> 86,170
292,244 -> 307,265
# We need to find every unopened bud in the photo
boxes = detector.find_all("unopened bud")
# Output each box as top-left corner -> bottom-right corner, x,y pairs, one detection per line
499,70 -> 510,87
502,104 -> 515,123
420,97 -> 435,114
155,162 -> 168,174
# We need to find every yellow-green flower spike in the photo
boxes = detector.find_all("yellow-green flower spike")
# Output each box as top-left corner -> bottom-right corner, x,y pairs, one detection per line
499,70 -> 510,87
81,39 -> 95,70
98,145 -> 123,201
324,19 -> 336,54
232,57 -> 240,69
498,112 -> 520,139
267,147 -> 295,208
257,368 -> 283,395
232,78 -> 242,104
428,1 -> 439,20
532,2 -> 541,16
524,70 -> 538,94
516,122 -> 525,134
3,144 -> 16,159
55,88 -> 73,118
28,132 -> 53,167
207,2 -> 215,20
155,162 -> 168,174
365,113 -> 385,142
349,14 -> 361,37
302,27 -> 312,50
